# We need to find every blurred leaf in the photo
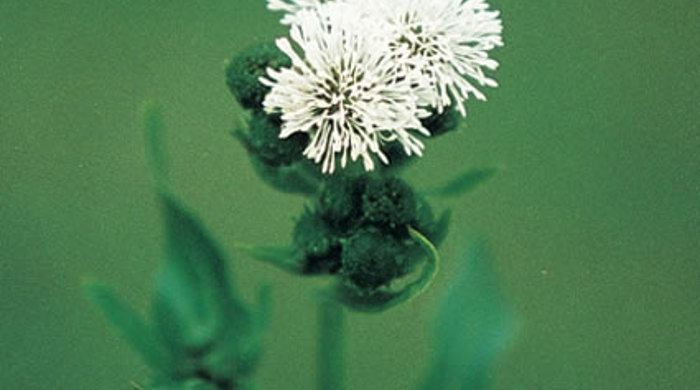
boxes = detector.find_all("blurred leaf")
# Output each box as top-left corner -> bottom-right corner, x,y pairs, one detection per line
424,168 -> 498,197
142,104 -> 236,352
236,244 -> 304,274
92,106 -> 267,388
202,286 -> 271,381
143,103 -> 169,189
324,227 -> 439,313
232,286 -> 272,377
421,239 -> 515,390
152,192 -> 243,353
86,284 -> 166,373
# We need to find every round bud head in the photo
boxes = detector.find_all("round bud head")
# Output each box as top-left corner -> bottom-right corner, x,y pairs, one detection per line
361,176 -> 417,232
247,112 -> 308,167
340,227 -> 411,293
226,42 -> 291,110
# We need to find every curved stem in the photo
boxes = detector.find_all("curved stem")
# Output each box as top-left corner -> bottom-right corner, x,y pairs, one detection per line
404,225 -> 441,303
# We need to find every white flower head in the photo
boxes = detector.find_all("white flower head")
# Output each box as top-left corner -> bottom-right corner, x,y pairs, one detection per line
371,0 -> 504,116
267,0 -> 329,25
261,5 -> 430,174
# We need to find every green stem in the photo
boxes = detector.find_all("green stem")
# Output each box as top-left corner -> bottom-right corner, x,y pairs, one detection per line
318,300 -> 345,390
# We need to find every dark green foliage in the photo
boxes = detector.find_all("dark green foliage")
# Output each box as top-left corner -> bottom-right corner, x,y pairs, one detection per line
409,195 -> 434,239
276,175 -> 448,293
293,209 -> 342,274
235,112 -> 308,167
248,157 -> 320,195
421,239 -> 515,390
361,176 -> 417,233
323,227 -> 440,313
226,42 -> 290,110
382,142 -> 418,171
233,112 -> 320,195
411,196 -> 451,247
377,108 -> 461,172
318,175 -> 366,233
340,227 -> 410,292
421,107 -> 461,137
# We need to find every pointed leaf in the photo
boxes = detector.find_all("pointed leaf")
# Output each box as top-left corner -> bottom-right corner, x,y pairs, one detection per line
424,168 -> 498,197
421,239 -> 515,390
236,244 -> 304,274
201,286 -> 271,381
86,283 -> 166,373
143,103 -> 169,190
153,192 -> 245,353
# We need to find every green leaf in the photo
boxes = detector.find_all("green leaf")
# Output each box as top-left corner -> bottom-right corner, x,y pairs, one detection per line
236,244 -> 304,274
153,192 -> 245,354
324,227 -> 439,313
143,103 -> 169,190
421,239 -> 515,390
86,283 -> 166,373
201,286 -> 271,381
424,168 -> 498,197
233,286 -> 272,377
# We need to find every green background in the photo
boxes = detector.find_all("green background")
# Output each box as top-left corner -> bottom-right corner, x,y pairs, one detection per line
1,1 -> 698,389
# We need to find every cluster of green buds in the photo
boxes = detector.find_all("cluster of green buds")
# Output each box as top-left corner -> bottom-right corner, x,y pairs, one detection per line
225,42 -> 496,312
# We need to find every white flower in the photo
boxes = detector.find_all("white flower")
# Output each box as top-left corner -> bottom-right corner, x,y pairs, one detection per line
260,6 -> 430,174
369,0 -> 503,116
267,0 -> 328,24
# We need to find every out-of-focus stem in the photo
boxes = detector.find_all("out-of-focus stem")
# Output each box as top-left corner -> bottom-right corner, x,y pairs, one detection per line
318,299 -> 345,390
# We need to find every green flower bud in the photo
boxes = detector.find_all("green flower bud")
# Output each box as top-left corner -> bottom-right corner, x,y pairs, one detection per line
242,112 -> 307,167
293,209 -> 342,274
421,107 -> 461,137
340,227 -> 413,293
226,42 -> 290,110
361,176 -> 417,233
